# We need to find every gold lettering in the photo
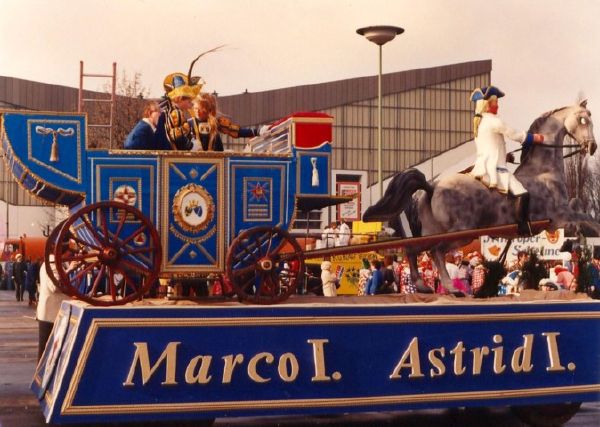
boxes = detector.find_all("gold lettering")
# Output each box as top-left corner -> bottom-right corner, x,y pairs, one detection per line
492,334 -> 506,374
542,332 -> 566,372
428,347 -> 446,378
278,353 -> 299,382
222,354 -> 244,384
248,352 -> 274,383
511,334 -> 534,373
390,337 -> 424,379
308,339 -> 331,382
470,346 -> 490,375
449,341 -> 466,375
123,342 -> 180,386
184,355 -> 213,384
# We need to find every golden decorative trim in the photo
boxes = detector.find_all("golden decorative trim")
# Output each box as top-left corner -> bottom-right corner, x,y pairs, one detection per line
61,310 -> 600,416
112,149 -> 292,159
92,161 -> 156,224
290,117 -> 333,124
230,163 -> 286,238
0,119 -> 85,207
161,158 -> 225,273
26,118 -> 82,184
172,183 -> 215,233
168,224 -> 217,245
61,383 -> 600,415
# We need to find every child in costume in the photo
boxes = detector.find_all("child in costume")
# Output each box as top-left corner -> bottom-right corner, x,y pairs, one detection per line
470,86 -> 544,235
189,92 -> 262,151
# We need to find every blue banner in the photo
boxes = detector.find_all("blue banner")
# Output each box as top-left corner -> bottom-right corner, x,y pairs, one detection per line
32,301 -> 600,424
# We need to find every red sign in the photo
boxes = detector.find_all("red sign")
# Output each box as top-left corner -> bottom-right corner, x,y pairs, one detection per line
336,181 -> 361,221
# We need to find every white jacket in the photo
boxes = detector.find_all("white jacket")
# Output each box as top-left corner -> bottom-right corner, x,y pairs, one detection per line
472,113 -> 527,188
37,260 -> 69,323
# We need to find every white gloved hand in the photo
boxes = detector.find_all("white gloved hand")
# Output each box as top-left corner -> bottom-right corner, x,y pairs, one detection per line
259,125 -> 270,136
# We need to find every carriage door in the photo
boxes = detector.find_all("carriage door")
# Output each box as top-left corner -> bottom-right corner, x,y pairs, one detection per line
161,158 -> 225,274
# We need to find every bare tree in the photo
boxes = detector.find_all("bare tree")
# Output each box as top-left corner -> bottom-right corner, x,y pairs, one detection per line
564,154 -> 600,220
85,71 -> 149,149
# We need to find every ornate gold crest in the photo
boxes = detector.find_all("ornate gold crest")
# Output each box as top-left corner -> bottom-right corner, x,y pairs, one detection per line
172,183 -> 215,233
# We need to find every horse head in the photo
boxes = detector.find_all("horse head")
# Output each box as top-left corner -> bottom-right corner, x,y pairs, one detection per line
564,100 -> 596,155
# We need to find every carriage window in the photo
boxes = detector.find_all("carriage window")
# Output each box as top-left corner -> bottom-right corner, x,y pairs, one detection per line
293,210 -> 323,233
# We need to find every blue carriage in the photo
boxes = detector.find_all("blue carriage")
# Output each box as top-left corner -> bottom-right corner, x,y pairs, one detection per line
1,110 -> 340,305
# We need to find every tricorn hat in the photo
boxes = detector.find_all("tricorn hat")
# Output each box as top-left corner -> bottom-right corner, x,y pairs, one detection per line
470,86 -> 505,102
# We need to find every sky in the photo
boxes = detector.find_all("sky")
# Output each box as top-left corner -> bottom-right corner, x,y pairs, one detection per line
1,0 -> 599,130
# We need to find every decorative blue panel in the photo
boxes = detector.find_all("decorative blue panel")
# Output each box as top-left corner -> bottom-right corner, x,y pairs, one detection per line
296,152 -> 329,196
1,112 -> 86,193
31,300 -> 600,425
161,158 -> 224,273
229,158 -> 292,239
90,155 -> 158,225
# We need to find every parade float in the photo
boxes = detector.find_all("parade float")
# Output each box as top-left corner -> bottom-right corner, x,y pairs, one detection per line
1,76 -> 599,425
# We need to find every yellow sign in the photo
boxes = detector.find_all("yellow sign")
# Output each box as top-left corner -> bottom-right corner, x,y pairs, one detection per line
306,251 -> 383,295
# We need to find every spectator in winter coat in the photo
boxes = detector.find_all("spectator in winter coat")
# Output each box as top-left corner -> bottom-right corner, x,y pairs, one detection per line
320,261 -> 338,297
366,260 -> 383,295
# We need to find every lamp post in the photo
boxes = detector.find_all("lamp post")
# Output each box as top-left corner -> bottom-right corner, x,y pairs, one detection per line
356,25 -> 404,199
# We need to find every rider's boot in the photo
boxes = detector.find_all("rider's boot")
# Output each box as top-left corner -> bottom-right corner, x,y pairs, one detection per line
515,193 -> 532,236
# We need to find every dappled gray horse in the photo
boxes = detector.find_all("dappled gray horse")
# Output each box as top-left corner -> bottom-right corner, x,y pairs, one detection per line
364,100 -> 597,292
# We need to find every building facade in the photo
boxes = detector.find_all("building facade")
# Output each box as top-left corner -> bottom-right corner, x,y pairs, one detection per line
1,60 -> 491,235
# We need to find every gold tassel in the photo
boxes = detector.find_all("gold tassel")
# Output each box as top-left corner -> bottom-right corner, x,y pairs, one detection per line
50,134 -> 59,162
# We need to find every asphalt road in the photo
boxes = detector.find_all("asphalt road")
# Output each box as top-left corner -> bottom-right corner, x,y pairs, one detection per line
0,290 -> 598,427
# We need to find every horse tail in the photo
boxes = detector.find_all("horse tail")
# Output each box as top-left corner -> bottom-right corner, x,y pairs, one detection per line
363,168 -> 433,224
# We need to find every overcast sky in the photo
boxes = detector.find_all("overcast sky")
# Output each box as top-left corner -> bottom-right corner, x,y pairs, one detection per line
1,0 -> 599,130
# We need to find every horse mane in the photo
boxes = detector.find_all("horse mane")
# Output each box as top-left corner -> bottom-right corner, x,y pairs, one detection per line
520,106 -> 568,164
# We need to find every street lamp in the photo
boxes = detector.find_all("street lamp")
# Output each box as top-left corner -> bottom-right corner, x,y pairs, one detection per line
356,25 -> 404,199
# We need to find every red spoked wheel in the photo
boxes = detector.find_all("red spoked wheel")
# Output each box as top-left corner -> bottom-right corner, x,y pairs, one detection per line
52,201 -> 162,306
226,226 -> 305,304
44,219 -> 74,296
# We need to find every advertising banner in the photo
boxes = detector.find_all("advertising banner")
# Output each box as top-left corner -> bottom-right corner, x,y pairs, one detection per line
32,301 -> 600,424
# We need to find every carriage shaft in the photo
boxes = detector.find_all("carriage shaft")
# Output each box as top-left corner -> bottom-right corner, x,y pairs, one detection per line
296,219 -> 551,260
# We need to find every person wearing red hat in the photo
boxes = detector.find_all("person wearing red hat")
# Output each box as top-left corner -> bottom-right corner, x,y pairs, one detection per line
470,86 -> 544,235
555,265 -> 577,290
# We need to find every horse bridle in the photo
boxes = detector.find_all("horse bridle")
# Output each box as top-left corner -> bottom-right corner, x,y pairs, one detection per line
506,136 -> 585,164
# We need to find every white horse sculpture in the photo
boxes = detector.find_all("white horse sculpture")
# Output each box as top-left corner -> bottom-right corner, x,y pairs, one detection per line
363,100 -> 597,292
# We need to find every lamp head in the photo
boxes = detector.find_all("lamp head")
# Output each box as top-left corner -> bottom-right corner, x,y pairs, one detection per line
357,25 -> 404,46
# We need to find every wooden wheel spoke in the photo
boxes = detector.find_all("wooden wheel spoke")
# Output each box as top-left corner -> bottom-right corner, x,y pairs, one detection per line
113,208 -> 128,240
258,273 -> 275,297
98,208 -> 110,243
235,242 -> 260,264
89,265 -> 106,296
119,257 -> 152,277
265,231 -> 277,255
82,214 -> 106,246
107,267 -> 118,300
114,267 -> 140,295
231,264 -> 256,278
68,260 -> 100,289
62,251 -> 100,263
240,274 -> 258,292
68,234 -> 102,251
120,224 -> 148,247
125,246 -> 156,256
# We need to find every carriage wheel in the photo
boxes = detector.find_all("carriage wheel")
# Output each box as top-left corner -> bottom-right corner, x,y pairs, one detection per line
53,201 -> 162,306
511,402 -> 581,426
226,226 -> 305,304
44,219 -> 78,297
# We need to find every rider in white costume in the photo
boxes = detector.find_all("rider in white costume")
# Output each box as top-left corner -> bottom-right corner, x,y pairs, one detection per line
470,86 -> 544,234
